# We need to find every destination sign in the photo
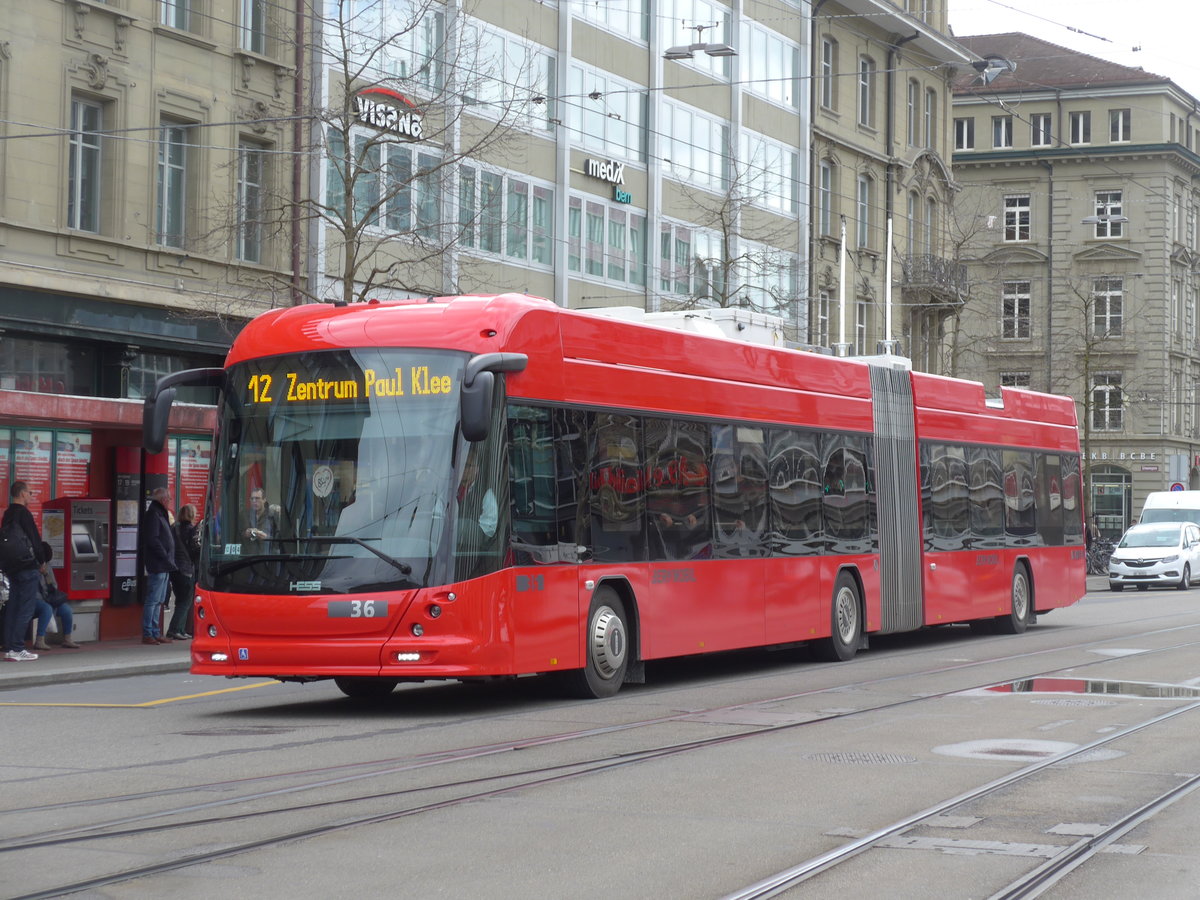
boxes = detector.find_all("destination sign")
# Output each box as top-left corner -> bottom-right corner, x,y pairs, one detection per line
247,365 -> 455,404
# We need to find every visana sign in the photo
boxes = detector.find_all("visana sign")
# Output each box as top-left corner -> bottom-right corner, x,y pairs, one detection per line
355,87 -> 423,140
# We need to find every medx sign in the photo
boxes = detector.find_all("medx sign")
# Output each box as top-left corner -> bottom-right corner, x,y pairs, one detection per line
355,87 -> 424,140
585,158 -> 625,185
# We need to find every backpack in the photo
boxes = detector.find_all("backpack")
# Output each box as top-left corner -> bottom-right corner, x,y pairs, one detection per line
0,519 -> 35,571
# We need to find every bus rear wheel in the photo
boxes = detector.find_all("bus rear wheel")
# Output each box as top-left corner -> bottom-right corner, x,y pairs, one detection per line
996,566 -> 1031,635
814,572 -> 862,662
334,677 -> 398,700
566,588 -> 629,699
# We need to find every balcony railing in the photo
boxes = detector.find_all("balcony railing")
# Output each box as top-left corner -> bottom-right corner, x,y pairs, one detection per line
899,254 -> 969,305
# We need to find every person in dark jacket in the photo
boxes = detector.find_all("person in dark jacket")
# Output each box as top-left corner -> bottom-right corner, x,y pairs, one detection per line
139,486 -> 177,644
167,504 -> 200,640
3,481 -> 48,661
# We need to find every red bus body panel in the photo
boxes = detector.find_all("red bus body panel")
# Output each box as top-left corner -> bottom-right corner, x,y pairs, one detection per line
192,295 -> 1084,681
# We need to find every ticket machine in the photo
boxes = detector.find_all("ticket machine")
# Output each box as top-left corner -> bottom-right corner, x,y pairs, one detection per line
41,498 -> 111,600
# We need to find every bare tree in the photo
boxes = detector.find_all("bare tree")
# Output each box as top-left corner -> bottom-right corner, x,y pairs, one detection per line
199,0 -> 552,310
660,148 -> 804,332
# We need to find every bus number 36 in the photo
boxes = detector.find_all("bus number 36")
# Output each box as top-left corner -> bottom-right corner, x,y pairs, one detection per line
328,600 -> 388,618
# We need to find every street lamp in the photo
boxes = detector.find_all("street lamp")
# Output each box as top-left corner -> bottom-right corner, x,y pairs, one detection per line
1080,214 -> 1130,225
665,23 -> 737,60
971,56 -> 1017,85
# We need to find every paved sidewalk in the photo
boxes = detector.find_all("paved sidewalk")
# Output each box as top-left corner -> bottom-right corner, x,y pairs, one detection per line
0,637 -> 192,690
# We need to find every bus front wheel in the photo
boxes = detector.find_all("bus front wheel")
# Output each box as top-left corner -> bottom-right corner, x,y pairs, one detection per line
814,572 -> 862,662
334,677 -> 398,700
566,588 -> 629,699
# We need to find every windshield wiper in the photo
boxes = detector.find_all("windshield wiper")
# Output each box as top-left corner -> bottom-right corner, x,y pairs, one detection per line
266,536 -> 413,575
213,553 -> 351,577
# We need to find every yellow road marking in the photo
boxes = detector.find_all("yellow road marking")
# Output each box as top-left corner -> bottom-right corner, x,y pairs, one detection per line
0,680 -> 279,708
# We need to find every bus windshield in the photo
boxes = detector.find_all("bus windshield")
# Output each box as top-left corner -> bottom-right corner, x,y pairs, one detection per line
203,348 -> 472,594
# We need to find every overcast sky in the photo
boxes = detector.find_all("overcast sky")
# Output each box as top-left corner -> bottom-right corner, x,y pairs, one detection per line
948,0 -> 1199,99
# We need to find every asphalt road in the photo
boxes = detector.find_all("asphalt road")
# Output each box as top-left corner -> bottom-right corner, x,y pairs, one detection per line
3,581 -> 1199,899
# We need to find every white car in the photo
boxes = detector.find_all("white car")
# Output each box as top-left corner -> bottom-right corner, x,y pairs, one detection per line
1109,521 -> 1200,591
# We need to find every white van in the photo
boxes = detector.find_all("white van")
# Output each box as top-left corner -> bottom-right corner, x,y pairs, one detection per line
1139,491 -> 1200,525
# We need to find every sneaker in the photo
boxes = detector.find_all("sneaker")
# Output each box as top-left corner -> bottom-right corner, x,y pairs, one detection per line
5,650 -> 38,661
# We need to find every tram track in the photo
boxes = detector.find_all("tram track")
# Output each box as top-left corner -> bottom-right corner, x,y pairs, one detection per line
6,617 -> 1200,898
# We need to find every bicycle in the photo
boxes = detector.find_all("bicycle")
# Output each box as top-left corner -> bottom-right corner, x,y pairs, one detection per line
1087,538 -> 1115,575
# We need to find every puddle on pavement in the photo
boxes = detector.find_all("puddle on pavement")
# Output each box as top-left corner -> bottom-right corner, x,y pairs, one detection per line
983,677 -> 1200,700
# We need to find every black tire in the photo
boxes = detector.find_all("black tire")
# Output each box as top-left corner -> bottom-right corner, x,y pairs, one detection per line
996,565 -> 1030,635
565,587 -> 629,699
334,677 -> 398,700
1179,565 -> 1191,591
813,571 -> 862,661
1137,583 -> 1149,592
1110,583 -> 1123,592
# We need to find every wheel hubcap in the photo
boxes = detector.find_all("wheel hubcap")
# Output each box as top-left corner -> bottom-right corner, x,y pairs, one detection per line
589,606 -> 626,679
1013,576 -> 1029,619
834,587 -> 858,644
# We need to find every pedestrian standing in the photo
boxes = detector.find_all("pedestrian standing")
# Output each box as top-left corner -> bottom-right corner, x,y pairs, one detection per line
139,486 -> 177,644
2,481 -> 48,661
167,504 -> 199,639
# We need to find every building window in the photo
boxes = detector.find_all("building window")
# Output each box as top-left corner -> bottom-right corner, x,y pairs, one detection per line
1000,372 -> 1031,388
740,20 -> 800,108
465,24 -> 556,131
739,131 -> 799,213
855,300 -> 868,355
160,0 -> 191,30
660,222 -> 722,302
856,174 -> 872,248
924,197 -> 936,254
156,121 -> 191,248
577,0 -> 649,41
954,117 -> 974,151
1093,190 -> 1123,238
820,38 -> 837,110
1110,108 -> 1131,142
664,0 -> 733,80
906,191 -> 918,255
1031,113 -> 1052,147
1070,110 -> 1091,144
326,129 -> 441,240
924,88 -> 936,147
1003,194 -> 1030,242
992,115 -> 1013,148
1001,280 -> 1031,339
857,56 -> 876,128
568,195 -> 645,287
662,100 -> 727,191
236,141 -> 265,262
810,292 -> 830,346
0,336 -> 97,396
67,98 -> 103,233
1092,373 -> 1123,431
817,160 -> 834,237
906,80 -> 918,146
1092,276 -> 1123,336
239,0 -> 266,53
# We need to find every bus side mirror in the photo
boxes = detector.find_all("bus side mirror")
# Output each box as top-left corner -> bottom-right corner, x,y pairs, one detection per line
459,352 -> 528,442
142,367 -> 227,453
460,370 -> 494,442
143,387 -> 177,454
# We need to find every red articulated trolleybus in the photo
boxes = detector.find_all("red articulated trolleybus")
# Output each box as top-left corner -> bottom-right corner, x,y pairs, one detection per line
144,294 -> 1085,700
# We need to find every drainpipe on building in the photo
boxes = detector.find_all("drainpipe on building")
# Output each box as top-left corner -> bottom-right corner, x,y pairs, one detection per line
1042,159 -> 1054,392
291,0 -> 305,306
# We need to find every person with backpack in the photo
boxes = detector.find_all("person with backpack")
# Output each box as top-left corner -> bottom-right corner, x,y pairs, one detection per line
166,504 -> 200,640
2,481 -> 48,661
